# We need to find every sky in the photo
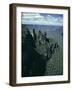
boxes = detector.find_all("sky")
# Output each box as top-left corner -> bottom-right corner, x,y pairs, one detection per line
21,12 -> 63,26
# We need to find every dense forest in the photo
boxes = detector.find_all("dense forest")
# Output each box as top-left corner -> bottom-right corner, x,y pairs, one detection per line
21,24 -> 63,77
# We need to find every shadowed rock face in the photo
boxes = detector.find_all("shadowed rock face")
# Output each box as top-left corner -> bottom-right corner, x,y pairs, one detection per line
22,26 -> 59,77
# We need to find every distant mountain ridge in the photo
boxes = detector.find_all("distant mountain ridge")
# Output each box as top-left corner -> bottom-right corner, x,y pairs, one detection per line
22,24 -> 62,77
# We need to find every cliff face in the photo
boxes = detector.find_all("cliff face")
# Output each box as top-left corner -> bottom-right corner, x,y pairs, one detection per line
22,25 -> 63,77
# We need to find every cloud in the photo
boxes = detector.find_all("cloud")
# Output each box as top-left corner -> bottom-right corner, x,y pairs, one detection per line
21,13 -> 43,19
44,15 -> 63,26
21,12 -> 63,26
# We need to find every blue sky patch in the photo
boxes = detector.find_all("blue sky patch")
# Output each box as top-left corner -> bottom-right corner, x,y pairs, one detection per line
21,12 -> 63,26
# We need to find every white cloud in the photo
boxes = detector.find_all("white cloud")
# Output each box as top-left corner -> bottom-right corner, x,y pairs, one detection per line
21,13 -> 43,18
21,13 -> 63,26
